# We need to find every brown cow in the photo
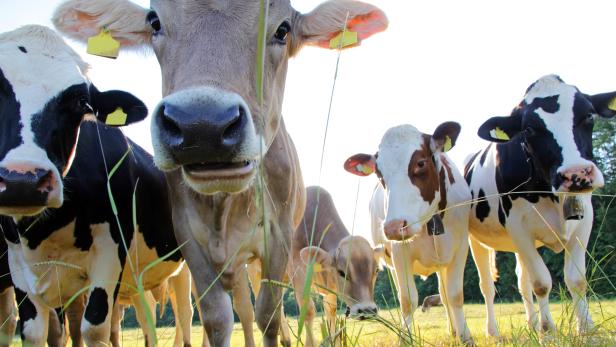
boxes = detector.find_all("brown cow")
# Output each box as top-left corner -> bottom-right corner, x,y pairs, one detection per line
291,186 -> 383,346
53,1 -> 387,346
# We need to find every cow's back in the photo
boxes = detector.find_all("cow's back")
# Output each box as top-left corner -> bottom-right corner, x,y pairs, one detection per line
295,186 -> 347,253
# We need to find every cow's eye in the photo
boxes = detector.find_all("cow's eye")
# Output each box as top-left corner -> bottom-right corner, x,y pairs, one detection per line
417,159 -> 427,169
337,270 -> 346,278
273,21 -> 291,44
523,127 -> 535,137
78,97 -> 92,113
147,11 -> 162,34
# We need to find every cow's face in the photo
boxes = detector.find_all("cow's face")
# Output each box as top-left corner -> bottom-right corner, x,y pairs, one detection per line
300,236 -> 382,319
478,75 -> 616,193
0,25 -> 146,217
344,122 -> 461,241
53,0 -> 387,195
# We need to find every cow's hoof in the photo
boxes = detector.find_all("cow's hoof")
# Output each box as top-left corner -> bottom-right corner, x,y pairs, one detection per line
280,340 -> 291,347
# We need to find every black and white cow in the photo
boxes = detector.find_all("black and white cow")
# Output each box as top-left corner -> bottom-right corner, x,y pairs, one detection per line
464,75 -> 615,336
0,25 -> 189,346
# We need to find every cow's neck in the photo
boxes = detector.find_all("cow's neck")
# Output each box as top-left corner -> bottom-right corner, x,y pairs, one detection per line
495,137 -> 556,203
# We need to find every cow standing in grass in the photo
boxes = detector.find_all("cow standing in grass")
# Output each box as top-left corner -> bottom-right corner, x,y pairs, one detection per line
290,186 -> 383,346
0,25 -> 192,346
464,75 -> 615,336
345,122 -> 473,343
53,1 -> 387,346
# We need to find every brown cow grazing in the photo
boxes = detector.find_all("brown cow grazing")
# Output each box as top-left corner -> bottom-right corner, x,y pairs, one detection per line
291,186 -> 383,347
53,1 -> 387,346
421,294 -> 442,313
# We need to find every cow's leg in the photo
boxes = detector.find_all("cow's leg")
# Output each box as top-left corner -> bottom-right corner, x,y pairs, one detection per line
169,264 -> 194,347
255,222 -> 289,347
232,266 -> 256,347
469,236 -> 498,337
564,209 -> 594,333
15,288 -> 49,346
47,308 -> 67,347
0,287 -> 16,347
190,281 -> 210,347
109,304 -> 124,347
66,294 -> 85,347
440,242 -> 472,344
291,270 -> 317,347
82,227 -> 125,346
132,291 -> 157,347
391,242 -> 417,332
182,240 -> 233,347
515,253 -> 538,331
511,233 -> 555,333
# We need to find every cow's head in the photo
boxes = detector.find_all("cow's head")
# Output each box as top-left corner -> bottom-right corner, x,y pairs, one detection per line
0,25 -> 147,217
344,122 -> 461,241
53,0 -> 387,195
300,236 -> 383,319
478,75 -> 615,193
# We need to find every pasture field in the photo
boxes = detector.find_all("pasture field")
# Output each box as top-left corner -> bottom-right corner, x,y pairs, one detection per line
69,300 -> 616,347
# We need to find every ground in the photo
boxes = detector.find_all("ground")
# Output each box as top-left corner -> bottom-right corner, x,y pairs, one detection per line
91,300 -> 616,346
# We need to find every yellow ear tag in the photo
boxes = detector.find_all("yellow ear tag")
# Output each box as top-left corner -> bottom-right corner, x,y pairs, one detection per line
490,127 -> 510,141
443,135 -> 453,152
106,107 -> 127,126
357,164 -> 374,175
608,97 -> 616,112
87,29 -> 120,59
312,263 -> 322,273
329,30 -> 358,49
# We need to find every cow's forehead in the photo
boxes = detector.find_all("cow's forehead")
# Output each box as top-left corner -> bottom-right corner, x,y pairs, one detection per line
0,26 -> 88,118
152,0 -> 292,19
523,75 -> 577,107
377,125 -> 426,171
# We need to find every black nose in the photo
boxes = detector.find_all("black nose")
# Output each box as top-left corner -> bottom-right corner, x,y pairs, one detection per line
0,168 -> 52,207
156,99 -> 248,164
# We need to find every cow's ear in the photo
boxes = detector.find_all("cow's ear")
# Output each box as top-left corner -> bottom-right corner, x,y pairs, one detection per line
89,84 -> 148,126
588,92 -> 616,119
344,153 -> 376,176
295,0 -> 387,53
432,122 -> 461,152
52,0 -> 151,48
478,113 -> 522,143
300,246 -> 333,272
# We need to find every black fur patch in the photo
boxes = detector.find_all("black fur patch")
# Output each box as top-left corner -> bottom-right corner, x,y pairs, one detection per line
0,68 -> 23,162
18,46 -> 27,53
475,189 -> 490,222
84,287 -> 108,325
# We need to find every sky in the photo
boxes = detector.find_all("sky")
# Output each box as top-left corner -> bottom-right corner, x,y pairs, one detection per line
2,1 -> 616,244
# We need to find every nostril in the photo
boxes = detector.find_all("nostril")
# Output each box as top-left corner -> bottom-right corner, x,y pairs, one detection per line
159,106 -> 183,145
221,106 -> 246,146
36,171 -> 54,192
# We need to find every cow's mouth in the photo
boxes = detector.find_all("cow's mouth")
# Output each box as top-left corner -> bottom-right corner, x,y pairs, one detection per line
183,160 -> 255,180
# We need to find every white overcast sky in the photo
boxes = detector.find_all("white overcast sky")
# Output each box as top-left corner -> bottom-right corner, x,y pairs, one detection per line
2,1 -> 616,243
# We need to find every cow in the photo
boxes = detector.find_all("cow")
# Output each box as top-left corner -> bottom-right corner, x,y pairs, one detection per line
464,75 -> 615,336
53,1 -> 388,346
0,25 -> 192,346
288,186 -> 382,346
344,122 -> 473,343
421,294 -> 442,313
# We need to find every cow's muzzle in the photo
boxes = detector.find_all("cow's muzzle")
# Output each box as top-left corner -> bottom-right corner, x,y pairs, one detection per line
555,165 -> 601,192
153,88 -> 260,194
0,166 -> 61,216
348,303 -> 378,320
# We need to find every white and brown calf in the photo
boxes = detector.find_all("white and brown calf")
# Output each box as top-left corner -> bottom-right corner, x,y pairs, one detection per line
345,122 -> 473,343
290,186 -> 382,347
464,75 -> 616,336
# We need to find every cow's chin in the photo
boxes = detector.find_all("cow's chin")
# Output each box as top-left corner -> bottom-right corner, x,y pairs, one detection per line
181,161 -> 257,195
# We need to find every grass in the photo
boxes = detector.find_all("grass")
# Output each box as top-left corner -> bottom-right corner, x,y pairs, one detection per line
17,300 -> 608,347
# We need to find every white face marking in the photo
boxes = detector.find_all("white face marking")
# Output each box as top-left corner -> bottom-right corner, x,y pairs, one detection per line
0,26 -> 90,208
524,75 -> 603,188
376,125 -> 438,233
